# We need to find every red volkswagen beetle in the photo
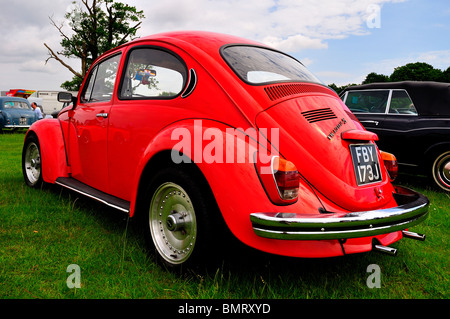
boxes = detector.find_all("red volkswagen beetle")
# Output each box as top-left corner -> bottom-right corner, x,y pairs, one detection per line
22,31 -> 428,269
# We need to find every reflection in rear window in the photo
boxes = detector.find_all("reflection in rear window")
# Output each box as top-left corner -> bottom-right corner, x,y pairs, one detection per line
222,46 -> 321,85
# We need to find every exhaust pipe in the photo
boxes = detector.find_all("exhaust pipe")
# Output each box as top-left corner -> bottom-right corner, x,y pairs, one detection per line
373,244 -> 398,256
402,230 -> 426,241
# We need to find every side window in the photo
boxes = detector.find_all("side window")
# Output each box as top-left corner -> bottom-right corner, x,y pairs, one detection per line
19,102 -> 29,109
344,90 -> 390,113
3,102 -> 13,109
81,54 -> 121,103
388,90 -> 417,115
120,48 -> 187,99
8,101 -> 27,109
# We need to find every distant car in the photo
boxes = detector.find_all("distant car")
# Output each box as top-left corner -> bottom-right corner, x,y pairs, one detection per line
22,31 -> 429,270
341,81 -> 450,192
0,97 -> 38,132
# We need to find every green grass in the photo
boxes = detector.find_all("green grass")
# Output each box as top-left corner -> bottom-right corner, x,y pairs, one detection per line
0,132 -> 448,300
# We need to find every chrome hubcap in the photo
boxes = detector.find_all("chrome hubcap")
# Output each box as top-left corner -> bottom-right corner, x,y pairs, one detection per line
24,142 -> 41,185
149,182 -> 197,264
443,162 -> 450,181
434,152 -> 450,190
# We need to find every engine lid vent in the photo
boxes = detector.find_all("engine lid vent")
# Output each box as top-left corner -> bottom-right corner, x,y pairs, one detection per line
264,83 -> 335,101
301,108 -> 337,123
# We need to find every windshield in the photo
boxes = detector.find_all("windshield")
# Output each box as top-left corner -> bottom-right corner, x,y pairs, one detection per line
222,45 -> 321,85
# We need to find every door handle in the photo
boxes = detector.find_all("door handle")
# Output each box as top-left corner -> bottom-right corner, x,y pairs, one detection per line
96,113 -> 108,118
360,120 -> 379,126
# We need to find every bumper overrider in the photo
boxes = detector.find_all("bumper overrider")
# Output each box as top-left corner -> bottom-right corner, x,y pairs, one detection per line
250,186 -> 429,240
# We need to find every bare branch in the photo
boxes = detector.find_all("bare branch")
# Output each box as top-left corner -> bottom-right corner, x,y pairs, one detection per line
44,43 -> 83,79
48,16 -> 71,43
118,21 -> 142,43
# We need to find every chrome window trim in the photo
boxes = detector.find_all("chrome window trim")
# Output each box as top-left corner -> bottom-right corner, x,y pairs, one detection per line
344,89 -> 418,116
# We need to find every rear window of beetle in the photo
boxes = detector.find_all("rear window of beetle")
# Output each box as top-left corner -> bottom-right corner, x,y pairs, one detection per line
221,45 -> 322,85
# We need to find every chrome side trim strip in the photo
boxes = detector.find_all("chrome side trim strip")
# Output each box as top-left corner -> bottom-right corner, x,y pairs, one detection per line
55,178 -> 130,213
4,125 -> 31,128
250,186 -> 429,240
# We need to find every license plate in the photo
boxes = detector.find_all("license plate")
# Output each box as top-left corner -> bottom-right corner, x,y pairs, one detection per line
349,144 -> 382,186
20,117 -> 27,125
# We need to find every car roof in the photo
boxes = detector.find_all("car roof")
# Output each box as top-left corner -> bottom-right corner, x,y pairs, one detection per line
0,96 -> 30,103
343,81 -> 450,116
133,31 -> 263,49
99,31 -> 265,62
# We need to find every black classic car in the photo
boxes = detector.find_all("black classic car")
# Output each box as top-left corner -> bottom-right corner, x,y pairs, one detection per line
341,81 -> 450,192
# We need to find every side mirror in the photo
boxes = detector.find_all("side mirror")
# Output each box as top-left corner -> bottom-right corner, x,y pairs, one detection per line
57,92 -> 73,103
58,92 -> 77,109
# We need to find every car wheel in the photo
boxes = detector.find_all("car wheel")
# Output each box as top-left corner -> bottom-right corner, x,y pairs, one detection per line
431,150 -> 450,192
22,135 -> 43,188
142,166 -> 221,270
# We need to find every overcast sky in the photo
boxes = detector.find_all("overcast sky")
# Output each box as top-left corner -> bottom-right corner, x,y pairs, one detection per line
0,0 -> 449,92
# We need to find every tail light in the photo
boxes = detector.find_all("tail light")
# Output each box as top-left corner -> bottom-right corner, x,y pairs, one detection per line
256,155 -> 299,204
273,157 -> 300,200
381,151 -> 398,181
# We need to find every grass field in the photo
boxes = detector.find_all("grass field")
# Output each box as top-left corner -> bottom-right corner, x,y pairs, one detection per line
0,132 -> 448,302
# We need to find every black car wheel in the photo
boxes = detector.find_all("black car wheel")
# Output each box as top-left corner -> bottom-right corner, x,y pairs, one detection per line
431,150 -> 450,192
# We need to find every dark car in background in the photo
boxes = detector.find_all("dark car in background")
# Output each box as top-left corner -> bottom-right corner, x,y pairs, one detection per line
0,97 -> 38,132
341,81 -> 450,192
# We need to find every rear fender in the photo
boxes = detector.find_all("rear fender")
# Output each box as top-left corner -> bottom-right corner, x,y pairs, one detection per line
130,118 -> 264,216
26,119 -> 69,184
129,119 -> 328,257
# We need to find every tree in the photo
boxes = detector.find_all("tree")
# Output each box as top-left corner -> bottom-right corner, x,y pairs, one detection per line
328,62 -> 449,92
328,83 -> 357,95
439,66 -> 450,83
45,0 -> 144,91
362,72 -> 390,84
389,62 -> 442,82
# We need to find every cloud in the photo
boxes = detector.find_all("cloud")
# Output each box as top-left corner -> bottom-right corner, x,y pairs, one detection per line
0,0 -> 408,90
135,0 -> 404,53
262,35 -> 328,52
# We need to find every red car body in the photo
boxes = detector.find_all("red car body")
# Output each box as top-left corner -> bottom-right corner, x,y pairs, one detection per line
22,31 -> 428,267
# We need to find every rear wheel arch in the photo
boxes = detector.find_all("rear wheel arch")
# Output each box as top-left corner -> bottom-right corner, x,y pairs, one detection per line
424,142 -> 450,162
134,150 -> 217,219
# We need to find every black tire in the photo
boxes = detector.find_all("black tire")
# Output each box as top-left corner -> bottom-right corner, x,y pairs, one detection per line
431,150 -> 450,192
22,134 -> 43,188
141,165 -> 224,271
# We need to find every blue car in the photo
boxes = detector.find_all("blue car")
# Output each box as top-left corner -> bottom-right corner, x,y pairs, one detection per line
0,97 -> 38,132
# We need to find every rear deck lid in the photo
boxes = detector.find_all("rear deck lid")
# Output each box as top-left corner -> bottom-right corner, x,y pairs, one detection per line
255,89 -> 394,211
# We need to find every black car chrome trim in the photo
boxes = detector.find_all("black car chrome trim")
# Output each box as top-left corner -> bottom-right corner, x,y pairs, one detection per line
4,125 -> 31,128
250,186 -> 428,240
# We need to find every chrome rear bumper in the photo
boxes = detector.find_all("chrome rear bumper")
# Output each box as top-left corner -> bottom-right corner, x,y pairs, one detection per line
250,186 -> 429,240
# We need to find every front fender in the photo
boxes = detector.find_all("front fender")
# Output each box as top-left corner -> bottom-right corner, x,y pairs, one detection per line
26,119 -> 69,184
